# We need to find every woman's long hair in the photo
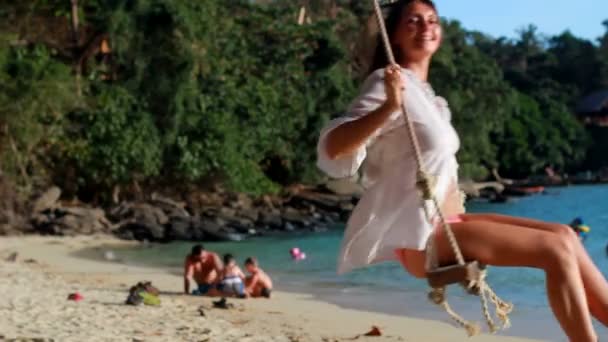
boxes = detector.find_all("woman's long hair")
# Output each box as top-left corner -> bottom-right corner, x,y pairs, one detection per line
367,0 -> 437,75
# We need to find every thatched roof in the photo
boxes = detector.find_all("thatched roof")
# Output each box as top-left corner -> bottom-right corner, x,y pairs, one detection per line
576,89 -> 608,116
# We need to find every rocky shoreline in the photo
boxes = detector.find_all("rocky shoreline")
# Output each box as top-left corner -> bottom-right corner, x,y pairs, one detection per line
1,184 -> 358,242
2,173 -> 604,242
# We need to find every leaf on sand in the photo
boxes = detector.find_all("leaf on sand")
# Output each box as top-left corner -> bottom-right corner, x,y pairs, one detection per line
363,326 -> 382,337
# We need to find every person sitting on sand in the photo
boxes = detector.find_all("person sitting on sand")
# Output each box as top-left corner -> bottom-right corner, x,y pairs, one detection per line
244,257 -> 273,298
217,254 -> 247,298
184,244 -> 223,296
317,1 -> 608,340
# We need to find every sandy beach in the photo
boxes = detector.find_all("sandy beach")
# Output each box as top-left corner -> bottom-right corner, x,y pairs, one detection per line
0,235 -> 545,342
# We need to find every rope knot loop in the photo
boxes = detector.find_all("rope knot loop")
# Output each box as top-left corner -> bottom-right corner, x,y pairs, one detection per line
415,171 -> 436,200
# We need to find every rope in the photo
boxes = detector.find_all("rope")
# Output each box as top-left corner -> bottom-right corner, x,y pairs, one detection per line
428,287 -> 480,337
371,0 -> 464,267
370,0 -> 513,335
477,272 -> 498,333
487,286 -> 514,329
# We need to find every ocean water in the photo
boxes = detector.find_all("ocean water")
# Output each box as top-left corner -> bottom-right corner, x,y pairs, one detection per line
120,185 -> 608,341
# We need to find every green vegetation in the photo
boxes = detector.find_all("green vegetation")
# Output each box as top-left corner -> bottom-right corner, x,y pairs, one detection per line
0,1 -> 606,199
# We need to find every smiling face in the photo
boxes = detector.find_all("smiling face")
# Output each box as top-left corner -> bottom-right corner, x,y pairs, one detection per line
392,1 -> 442,63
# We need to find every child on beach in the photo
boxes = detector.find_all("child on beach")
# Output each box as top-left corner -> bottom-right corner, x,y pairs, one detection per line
217,254 -> 247,298
244,257 -> 273,298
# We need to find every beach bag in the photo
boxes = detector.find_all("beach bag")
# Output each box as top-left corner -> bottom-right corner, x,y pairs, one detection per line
125,281 -> 161,306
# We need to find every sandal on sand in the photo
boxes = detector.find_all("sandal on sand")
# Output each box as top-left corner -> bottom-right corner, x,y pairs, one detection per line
212,297 -> 234,309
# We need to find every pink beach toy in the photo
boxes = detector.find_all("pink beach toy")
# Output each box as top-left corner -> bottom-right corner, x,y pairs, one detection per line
290,247 -> 306,261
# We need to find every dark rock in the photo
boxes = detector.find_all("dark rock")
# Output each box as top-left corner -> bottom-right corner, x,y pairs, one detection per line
32,186 -> 61,213
229,222 -> 252,234
118,222 -> 165,241
0,224 -> 10,235
198,192 -> 224,207
232,216 -> 253,228
112,203 -> 168,225
60,206 -> 103,218
150,193 -> 190,217
240,208 -> 259,222
61,207 -> 112,230
31,206 -> 113,236
193,217 -> 220,234
200,207 -> 218,218
235,193 -> 253,210
56,214 -> 81,234
282,207 -> 310,226
256,195 -> 276,209
218,207 -> 236,218
307,204 -> 317,214
193,218 -> 244,242
114,203 -> 169,241
213,206 -> 255,231
116,229 -> 135,240
259,210 -> 283,228
135,203 -> 169,226
110,201 -> 179,241
212,216 -> 227,227
19,182 -> 352,242
108,204 -> 126,221
166,216 -> 193,240
0,207 -> 16,225
190,220 -> 206,241
223,216 -> 252,229
290,191 -> 346,211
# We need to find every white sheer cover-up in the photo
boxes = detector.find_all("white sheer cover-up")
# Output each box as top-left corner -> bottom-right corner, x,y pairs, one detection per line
317,67 -> 465,275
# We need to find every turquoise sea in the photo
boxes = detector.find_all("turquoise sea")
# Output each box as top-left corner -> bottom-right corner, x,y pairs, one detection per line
120,185 -> 608,341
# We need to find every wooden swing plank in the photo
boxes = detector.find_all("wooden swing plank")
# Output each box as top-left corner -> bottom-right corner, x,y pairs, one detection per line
426,261 -> 483,288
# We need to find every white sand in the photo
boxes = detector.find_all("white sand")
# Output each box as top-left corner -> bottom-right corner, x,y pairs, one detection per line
0,236 -> 545,342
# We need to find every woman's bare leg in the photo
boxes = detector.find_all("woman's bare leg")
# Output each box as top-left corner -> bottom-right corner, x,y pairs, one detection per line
462,213 -> 608,325
425,220 -> 597,341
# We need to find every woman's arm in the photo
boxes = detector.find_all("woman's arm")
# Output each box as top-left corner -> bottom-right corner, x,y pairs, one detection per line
324,65 -> 403,160
324,102 -> 397,159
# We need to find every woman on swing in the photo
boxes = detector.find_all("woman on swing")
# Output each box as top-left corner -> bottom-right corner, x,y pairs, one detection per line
317,1 -> 607,340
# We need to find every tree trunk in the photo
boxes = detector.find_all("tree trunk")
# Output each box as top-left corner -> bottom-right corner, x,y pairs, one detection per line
328,0 -> 338,19
297,6 -> 306,25
7,134 -> 28,185
70,0 -> 82,96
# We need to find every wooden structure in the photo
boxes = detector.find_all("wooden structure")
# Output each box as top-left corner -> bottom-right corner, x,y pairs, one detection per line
576,90 -> 608,126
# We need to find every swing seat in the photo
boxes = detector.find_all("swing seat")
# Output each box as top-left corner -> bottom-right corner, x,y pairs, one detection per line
426,261 -> 484,288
